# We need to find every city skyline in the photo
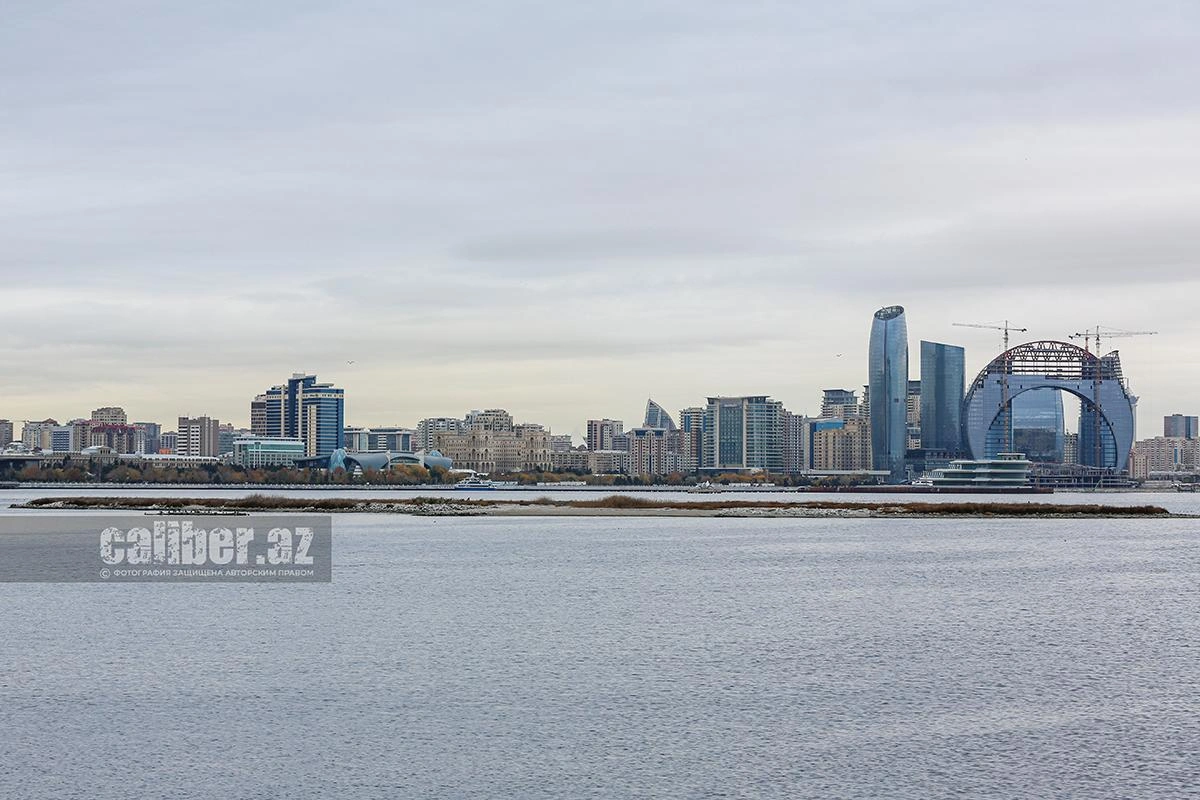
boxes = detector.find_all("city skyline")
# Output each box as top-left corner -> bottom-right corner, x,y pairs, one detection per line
0,316 -> 1184,445
3,2 -> 1197,436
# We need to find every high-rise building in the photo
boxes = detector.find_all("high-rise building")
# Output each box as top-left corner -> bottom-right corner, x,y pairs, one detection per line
89,424 -> 137,453
177,416 -> 220,457
869,305 -> 909,481
626,428 -> 681,477
1164,414 -> 1199,439
250,395 -> 268,436
22,419 -> 58,450
90,407 -> 128,425
1012,390 -> 1065,463
643,399 -> 677,430
549,434 -> 573,453
919,341 -> 965,454
811,417 -> 873,472
133,422 -> 161,454
0,420 -> 14,448
1063,432 -> 1079,465
782,410 -> 809,474
677,407 -> 705,473
700,395 -> 783,473
416,417 -> 462,452
260,374 -> 345,458
820,389 -> 859,420
586,419 -> 624,452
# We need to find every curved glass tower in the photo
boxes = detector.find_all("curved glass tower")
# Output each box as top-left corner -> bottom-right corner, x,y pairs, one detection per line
869,306 -> 909,481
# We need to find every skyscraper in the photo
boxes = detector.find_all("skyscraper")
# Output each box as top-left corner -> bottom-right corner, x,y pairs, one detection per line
919,340 -> 965,454
869,305 -> 909,481
261,374 -> 345,458
700,395 -> 783,473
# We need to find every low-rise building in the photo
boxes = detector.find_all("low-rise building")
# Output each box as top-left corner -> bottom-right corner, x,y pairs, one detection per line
232,437 -> 306,469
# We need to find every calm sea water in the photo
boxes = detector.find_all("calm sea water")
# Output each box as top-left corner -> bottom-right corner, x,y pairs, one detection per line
2,509 -> 1199,798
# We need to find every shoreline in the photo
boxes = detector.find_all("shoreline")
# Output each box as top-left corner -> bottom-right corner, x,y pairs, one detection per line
13,496 -> 1179,519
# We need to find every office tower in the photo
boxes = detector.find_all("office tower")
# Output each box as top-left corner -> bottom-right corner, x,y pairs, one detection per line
1012,390 -> 1065,463
177,416 -> 220,457
1164,414 -> 1199,439
919,340 -> 965,454
700,395 -> 783,472
869,305 -> 909,480
586,419 -> 624,452
260,374 -> 345,458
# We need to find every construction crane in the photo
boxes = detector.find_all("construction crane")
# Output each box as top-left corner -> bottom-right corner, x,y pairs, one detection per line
951,320 -> 1029,453
1068,326 -> 1158,354
1067,327 -> 1157,469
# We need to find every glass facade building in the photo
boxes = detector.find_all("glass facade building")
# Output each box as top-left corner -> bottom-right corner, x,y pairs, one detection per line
919,341 -> 965,454
260,373 -> 345,458
1011,389 -> 1065,463
700,396 -> 783,472
869,306 -> 909,481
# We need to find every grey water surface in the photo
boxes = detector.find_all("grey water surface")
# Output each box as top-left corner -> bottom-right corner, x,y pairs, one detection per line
2,512 -> 1198,798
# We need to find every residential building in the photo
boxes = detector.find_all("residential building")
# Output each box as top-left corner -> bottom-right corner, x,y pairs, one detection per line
586,419 -> 624,452
1130,436 -> 1200,474
159,431 -> 177,454
1164,414 -> 1199,439
133,422 -> 161,455
549,434 -> 573,453
820,389 -> 859,420
465,409 -> 514,432
919,341 -> 965,455
782,410 -> 809,474
811,417 -> 873,472
906,379 -> 922,451
416,417 -> 462,451
700,395 -> 783,473
0,419 -> 14,448
678,407 -> 705,472
1063,432 -> 1079,465
626,427 -> 681,477
88,424 -> 137,454
869,305 -> 909,481
177,416 -> 220,457
90,407 -> 128,425
250,395 -> 268,436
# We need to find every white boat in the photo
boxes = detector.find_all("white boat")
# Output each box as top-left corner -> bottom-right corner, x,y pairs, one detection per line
688,481 -> 724,494
454,475 -> 499,490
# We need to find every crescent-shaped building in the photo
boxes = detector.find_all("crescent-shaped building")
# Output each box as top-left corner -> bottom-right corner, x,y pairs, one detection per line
962,340 -> 1135,471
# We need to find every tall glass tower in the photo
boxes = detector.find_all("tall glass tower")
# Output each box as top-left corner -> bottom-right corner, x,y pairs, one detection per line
869,306 -> 909,481
919,340 -> 965,454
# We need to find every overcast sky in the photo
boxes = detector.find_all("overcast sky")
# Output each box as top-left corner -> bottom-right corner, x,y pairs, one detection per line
3,0 -> 1198,442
